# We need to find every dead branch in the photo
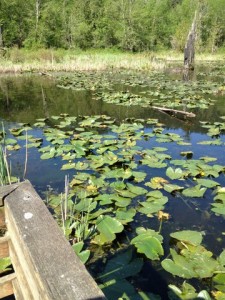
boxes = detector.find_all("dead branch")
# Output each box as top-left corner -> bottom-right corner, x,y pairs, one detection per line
152,106 -> 196,118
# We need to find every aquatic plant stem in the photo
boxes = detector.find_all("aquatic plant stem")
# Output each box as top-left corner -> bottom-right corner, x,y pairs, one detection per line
4,149 -> 11,185
60,193 -> 66,235
0,123 -> 11,185
158,218 -> 163,234
23,129 -> 28,179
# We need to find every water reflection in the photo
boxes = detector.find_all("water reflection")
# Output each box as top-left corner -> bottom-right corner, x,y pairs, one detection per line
0,71 -> 225,297
0,73 -> 224,130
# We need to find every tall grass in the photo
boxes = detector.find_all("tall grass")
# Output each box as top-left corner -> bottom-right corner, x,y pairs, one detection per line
58,175 -> 95,242
0,49 -> 169,73
0,146 -> 11,186
2,48 -> 223,74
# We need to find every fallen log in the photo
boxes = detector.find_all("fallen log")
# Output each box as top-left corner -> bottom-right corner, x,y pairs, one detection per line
152,106 -> 196,118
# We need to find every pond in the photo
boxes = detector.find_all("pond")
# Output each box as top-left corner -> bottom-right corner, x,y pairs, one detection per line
0,63 -> 225,299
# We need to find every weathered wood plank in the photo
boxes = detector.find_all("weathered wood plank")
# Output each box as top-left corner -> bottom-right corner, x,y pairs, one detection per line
0,207 -> 5,228
0,235 -> 9,258
4,181 -> 106,300
0,182 -> 20,206
0,273 -> 16,298
8,238 -> 34,299
12,278 -> 24,300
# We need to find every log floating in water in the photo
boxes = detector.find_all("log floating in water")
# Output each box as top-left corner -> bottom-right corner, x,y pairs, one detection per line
152,106 -> 196,118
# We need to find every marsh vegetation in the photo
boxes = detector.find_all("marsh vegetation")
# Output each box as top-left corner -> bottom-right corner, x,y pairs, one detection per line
0,62 -> 225,299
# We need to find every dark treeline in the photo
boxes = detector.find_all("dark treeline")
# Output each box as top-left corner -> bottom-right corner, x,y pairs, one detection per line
0,0 -> 224,52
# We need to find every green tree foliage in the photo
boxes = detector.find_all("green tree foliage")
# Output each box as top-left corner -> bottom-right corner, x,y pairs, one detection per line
0,0 -> 224,52
200,0 -> 225,52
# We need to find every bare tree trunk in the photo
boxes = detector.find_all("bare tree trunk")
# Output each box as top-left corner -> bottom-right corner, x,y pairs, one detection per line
0,26 -> 3,47
150,0 -> 160,49
184,11 -> 197,70
35,0 -> 41,41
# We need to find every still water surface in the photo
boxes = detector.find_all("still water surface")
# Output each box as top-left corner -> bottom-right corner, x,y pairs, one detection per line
0,68 -> 225,298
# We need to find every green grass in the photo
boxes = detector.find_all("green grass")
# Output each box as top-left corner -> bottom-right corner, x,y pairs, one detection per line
0,48 -> 224,73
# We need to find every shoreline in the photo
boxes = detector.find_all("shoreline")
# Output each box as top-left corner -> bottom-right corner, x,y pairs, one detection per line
0,50 -> 224,74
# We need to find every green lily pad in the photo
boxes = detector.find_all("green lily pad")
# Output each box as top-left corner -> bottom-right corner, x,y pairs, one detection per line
99,278 -> 137,300
182,185 -> 207,198
74,198 -> 97,212
132,171 -> 147,183
94,215 -> 124,245
138,191 -> 168,217
126,183 -> 148,196
170,230 -> 203,246
213,274 -> 225,293
169,282 -> 211,300
164,183 -> 183,193
196,178 -> 220,188
166,167 -> 185,180
98,249 -> 143,283
162,242 -> 223,280
72,241 -> 90,264
116,208 -> 136,224
131,229 -> 164,260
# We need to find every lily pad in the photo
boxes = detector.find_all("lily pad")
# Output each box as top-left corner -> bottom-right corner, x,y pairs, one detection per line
72,241 -> 90,264
94,215 -> 124,245
162,246 -> 221,279
131,229 -> 164,260
170,230 -> 203,246
166,167 -> 185,180
182,185 -> 207,198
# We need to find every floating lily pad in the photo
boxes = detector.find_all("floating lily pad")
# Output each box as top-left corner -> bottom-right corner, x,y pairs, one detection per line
94,215 -> 124,245
182,185 -> 207,198
170,230 -> 203,246
168,282 -> 211,300
72,241 -> 90,264
213,273 -> 225,293
131,228 -> 164,260
166,167 -> 185,180
162,246 -> 221,279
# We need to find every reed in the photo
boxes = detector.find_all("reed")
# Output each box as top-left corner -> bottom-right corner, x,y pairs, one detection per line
0,48 -> 209,73
58,175 -> 95,242
0,48 -> 224,74
0,145 -> 11,186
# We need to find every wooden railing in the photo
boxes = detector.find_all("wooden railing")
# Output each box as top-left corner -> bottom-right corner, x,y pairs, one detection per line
0,181 -> 106,300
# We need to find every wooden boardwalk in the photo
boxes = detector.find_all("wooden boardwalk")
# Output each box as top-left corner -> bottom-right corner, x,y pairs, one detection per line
0,181 -> 106,300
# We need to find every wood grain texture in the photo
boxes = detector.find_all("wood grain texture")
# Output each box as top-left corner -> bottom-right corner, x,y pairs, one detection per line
8,238 -> 34,299
12,278 -> 24,300
0,182 -> 20,206
0,207 -> 5,228
0,235 -> 9,258
3,181 -> 106,300
0,273 -> 16,298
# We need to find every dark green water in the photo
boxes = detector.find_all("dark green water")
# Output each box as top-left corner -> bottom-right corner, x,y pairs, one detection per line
0,68 -> 225,299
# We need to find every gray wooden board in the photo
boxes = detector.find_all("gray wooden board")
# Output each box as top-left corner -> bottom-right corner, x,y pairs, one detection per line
3,181 -> 106,300
0,182 -> 20,206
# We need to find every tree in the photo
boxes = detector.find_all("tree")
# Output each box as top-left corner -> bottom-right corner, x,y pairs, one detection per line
0,1 -> 32,48
0,0 -> 224,52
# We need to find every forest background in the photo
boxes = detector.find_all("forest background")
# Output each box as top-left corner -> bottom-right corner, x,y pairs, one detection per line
0,0 -> 224,55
